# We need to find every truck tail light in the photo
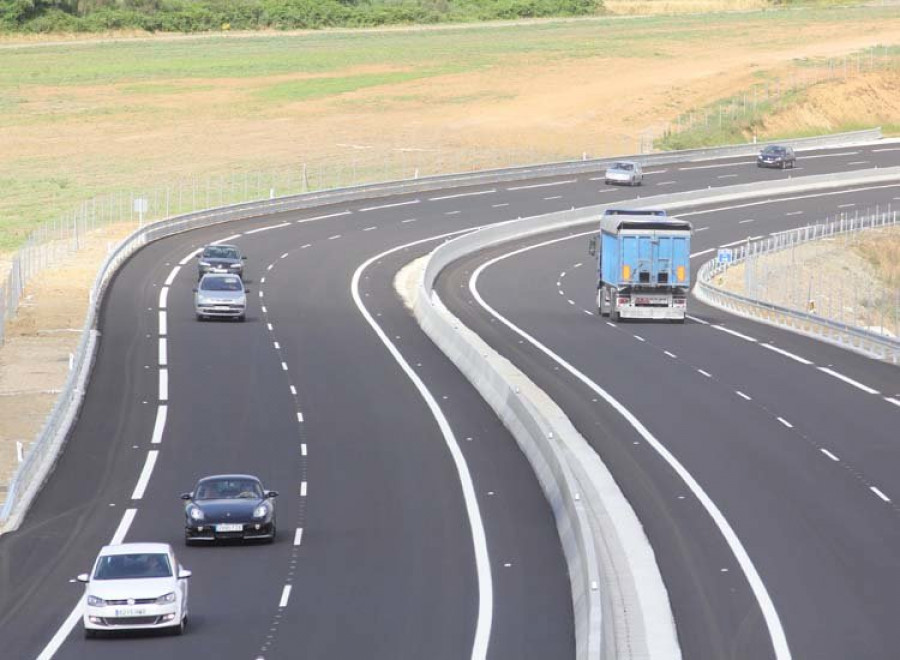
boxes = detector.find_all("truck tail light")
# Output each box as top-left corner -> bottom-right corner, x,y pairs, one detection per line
676,266 -> 685,282
622,265 -> 631,280
617,297 -> 629,306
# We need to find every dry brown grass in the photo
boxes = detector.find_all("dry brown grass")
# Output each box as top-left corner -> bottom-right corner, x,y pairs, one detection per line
855,226 -> 900,290
604,0 -> 766,14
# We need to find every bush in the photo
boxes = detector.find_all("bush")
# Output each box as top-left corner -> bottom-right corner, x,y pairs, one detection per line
4,0 -> 603,33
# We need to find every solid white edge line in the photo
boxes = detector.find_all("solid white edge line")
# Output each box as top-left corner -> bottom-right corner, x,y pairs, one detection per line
151,405 -> 167,445
871,487 -> 891,503
159,286 -> 169,309
358,199 -> 420,212
351,227 -> 492,660
159,369 -> 168,402
713,325 -> 757,342
690,248 -> 715,259
428,189 -> 496,201
131,450 -> 159,500
158,337 -> 168,366
278,585 -> 292,608
294,528 -> 304,546
471,233 -> 791,660
820,448 -> 840,462
817,367 -> 880,395
160,264 -> 181,284
761,344 -> 813,365
158,311 -> 167,336
777,417 -> 793,428
214,234 -> 242,244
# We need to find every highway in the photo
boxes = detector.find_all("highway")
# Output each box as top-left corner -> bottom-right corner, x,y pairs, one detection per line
0,142 -> 896,659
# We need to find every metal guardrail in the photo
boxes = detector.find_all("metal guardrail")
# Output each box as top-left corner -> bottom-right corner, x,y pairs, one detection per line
0,128 -> 888,532
694,209 -> 900,363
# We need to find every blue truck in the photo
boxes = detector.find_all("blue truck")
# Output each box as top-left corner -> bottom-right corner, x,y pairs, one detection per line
588,209 -> 693,322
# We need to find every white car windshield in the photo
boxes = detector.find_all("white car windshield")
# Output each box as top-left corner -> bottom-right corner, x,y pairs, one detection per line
93,553 -> 172,580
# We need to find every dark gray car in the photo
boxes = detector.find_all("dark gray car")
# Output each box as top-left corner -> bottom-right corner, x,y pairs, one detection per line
197,244 -> 245,280
194,274 -> 247,321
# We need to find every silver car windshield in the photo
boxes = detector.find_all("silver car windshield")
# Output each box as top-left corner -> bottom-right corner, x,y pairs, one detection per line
203,246 -> 239,259
195,479 -> 263,500
614,162 -> 634,171
93,553 -> 172,580
200,277 -> 242,292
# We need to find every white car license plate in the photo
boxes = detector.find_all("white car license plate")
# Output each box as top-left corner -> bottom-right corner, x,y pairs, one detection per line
213,305 -> 231,311
114,607 -> 147,617
216,523 -> 243,532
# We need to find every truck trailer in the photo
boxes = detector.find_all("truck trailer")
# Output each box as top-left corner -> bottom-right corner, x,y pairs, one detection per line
589,209 -> 693,322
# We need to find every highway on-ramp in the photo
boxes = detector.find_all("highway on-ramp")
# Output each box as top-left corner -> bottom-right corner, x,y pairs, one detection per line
0,143 -> 896,659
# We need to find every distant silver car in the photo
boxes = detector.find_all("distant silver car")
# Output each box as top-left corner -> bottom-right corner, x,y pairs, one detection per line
194,274 -> 247,321
197,244 -> 245,280
604,161 -> 643,186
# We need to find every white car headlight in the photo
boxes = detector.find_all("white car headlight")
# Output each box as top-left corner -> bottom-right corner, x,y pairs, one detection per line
189,506 -> 204,521
87,595 -> 105,607
156,592 -> 176,605
252,504 -> 269,519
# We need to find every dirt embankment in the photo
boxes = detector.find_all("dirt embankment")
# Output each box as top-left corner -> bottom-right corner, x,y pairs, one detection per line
718,226 -> 900,337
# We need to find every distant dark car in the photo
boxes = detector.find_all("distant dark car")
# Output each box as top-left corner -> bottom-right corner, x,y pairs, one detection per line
757,145 -> 796,169
197,244 -> 245,280
182,474 -> 278,545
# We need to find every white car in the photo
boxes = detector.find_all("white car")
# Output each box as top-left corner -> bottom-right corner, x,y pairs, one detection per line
77,542 -> 191,638
604,160 -> 643,186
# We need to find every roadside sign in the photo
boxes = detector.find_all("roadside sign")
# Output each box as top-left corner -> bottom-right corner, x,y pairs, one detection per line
717,248 -> 733,265
133,197 -> 148,214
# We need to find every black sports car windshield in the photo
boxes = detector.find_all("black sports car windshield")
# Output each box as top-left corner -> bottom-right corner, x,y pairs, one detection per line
195,478 -> 263,500
93,553 -> 172,580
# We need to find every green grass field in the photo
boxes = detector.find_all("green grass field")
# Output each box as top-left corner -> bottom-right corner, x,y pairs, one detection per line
1,6 -> 898,252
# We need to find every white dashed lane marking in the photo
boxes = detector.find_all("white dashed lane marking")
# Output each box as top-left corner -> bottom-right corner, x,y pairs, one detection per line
158,369 -> 168,402
294,528 -> 304,546
359,199 -> 419,212
281,362 -> 288,371
506,179 -> 576,191
820,448 -> 840,462
761,344 -> 812,365
713,325 -> 757,342
736,391 -> 752,401
158,311 -> 168,336
131,450 -> 159,500
278,585 -> 292,608
664,351 -> 677,359
158,338 -> 168,366
300,481 -> 307,497
297,210 -> 351,223
328,235 -> 342,240
817,367 -> 879,395
428,189 -> 496,201
777,417 -> 793,429
290,386 -> 297,396
492,203 -> 510,208
697,369 -> 712,378
297,412 -> 304,423
871,487 -> 891,503
363,226 -> 377,232
151,405 -> 167,445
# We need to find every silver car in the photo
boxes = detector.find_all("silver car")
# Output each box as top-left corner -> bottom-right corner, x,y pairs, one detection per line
194,274 -> 247,321
604,161 -> 643,186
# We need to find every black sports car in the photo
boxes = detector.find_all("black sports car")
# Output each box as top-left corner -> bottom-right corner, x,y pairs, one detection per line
181,474 -> 278,545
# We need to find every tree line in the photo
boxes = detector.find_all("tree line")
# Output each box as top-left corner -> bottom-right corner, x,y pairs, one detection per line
0,0 -> 604,33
